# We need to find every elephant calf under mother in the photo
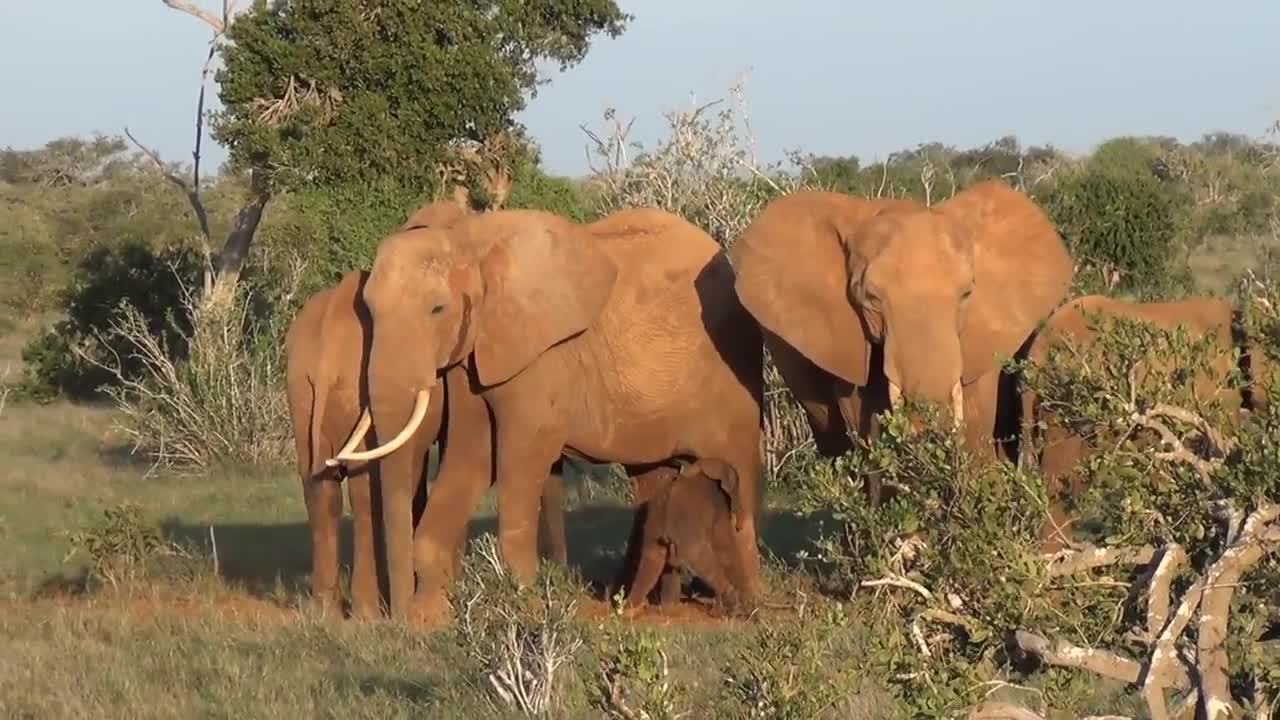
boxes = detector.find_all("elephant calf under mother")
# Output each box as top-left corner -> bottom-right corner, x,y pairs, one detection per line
330,206 -> 767,622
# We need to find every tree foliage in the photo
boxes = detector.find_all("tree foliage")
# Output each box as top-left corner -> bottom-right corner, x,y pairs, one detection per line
213,0 -> 630,191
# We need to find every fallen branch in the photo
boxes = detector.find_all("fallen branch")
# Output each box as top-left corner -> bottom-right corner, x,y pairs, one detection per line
861,574 -> 935,602
1013,630 -> 1143,684
1196,505 -> 1280,720
1045,545 -> 1157,577
967,701 -> 1045,720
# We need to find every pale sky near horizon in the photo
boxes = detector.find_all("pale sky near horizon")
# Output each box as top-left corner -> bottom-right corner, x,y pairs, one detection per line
3,1 -> 1278,178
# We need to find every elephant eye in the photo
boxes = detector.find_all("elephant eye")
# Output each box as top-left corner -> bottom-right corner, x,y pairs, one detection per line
430,304 -> 446,316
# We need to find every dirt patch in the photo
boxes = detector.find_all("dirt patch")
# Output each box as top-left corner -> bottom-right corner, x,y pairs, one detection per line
576,595 -> 797,629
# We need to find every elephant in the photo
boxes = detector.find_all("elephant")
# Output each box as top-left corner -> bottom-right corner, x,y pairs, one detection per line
729,180 -> 1074,467
1018,294 -> 1271,550
284,191 -> 567,618
618,458 -> 751,611
328,206 -> 766,622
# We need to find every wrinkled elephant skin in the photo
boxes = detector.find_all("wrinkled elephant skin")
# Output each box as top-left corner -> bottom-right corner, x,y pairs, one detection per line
345,207 -> 766,621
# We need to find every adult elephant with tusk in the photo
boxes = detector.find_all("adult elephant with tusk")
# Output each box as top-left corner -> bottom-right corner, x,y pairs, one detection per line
729,180 -> 1074,465
330,206 -> 765,623
287,189 -> 568,619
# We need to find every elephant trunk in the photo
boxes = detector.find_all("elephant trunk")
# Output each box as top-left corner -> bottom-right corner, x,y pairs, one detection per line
882,320 -> 965,430
365,352 -> 439,618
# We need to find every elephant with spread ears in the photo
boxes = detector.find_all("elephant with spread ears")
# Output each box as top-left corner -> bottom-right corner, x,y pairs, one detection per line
284,189 -> 567,619
329,206 -> 766,623
729,179 -> 1074,464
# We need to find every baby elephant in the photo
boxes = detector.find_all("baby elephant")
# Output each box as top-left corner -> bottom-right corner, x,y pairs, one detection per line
623,458 -> 751,611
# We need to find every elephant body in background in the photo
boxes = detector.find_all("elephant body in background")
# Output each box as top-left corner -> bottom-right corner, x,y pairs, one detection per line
1020,294 -> 1269,549
730,181 -> 1074,463
337,207 -> 765,621
621,458 -> 751,611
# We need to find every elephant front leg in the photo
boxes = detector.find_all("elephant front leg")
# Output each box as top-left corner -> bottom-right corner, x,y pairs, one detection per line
409,377 -> 496,624
961,371 -> 1000,462
378,447 -> 426,621
303,474 -> 344,616
625,543 -> 669,610
346,471 -> 381,619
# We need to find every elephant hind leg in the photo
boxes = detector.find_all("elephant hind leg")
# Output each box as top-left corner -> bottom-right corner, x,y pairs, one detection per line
537,463 -> 568,567
303,466 -> 344,614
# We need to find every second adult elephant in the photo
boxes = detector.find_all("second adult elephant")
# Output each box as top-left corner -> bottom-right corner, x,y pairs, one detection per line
730,180 -> 1074,460
1020,293 -> 1271,549
331,207 -> 765,621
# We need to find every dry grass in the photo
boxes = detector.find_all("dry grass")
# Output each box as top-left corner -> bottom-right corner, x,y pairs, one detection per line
1187,231 -> 1280,294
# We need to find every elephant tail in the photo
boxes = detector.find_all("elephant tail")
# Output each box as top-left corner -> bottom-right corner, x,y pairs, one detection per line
305,376 -> 330,480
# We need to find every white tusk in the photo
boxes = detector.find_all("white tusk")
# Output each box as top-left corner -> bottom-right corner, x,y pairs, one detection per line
324,409 -> 372,467
327,388 -> 431,465
888,382 -> 903,407
951,382 -> 965,427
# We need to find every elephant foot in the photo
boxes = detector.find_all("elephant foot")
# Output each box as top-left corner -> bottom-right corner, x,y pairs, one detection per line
307,588 -> 344,619
406,591 -> 453,628
618,603 -> 650,621
349,597 -> 383,622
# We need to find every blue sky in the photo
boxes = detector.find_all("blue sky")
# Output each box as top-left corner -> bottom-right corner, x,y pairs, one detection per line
3,1 -> 1277,177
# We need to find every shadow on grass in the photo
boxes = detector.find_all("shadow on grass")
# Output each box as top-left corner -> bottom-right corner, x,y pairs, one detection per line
342,674 -> 437,705
37,502 -> 834,605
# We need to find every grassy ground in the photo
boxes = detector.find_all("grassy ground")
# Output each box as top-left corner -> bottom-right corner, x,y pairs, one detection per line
0,314 -> 1145,718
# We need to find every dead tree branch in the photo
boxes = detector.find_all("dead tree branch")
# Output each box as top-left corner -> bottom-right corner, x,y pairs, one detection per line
124,126 -> 212,248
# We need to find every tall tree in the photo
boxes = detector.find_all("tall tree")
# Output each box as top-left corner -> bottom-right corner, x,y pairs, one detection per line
213,0 -> 630,191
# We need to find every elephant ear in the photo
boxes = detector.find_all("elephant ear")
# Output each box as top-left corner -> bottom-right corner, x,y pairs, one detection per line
937,180 -> 1074,385
731,191 -> 891,387
474,219 -> 618,387
683,459 -> 743,530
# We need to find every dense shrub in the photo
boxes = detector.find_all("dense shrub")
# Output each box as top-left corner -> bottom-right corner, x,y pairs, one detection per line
254,179 -> 426,298
1040,153 -> 1191,297
22,242 -> 205,400
789,406 -> 1053,714
86,267 -> 295,471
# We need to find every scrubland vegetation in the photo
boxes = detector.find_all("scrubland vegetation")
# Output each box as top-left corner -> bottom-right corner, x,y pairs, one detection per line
2,1 -> 1279,717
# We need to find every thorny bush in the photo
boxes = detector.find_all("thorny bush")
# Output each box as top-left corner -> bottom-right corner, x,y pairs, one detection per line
77,264 -> 299,472
448,534 -> 587,717
786,266 -> 1280,715
789,405 -> 1053,715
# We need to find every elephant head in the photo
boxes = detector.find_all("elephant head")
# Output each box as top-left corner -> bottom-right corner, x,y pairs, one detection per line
331,209 -> 618,463
731,180 -> 1073,427
633,458 -> 750,606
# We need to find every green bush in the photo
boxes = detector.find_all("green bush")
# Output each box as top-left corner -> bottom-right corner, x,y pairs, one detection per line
1040,142 -> 1191,297
22,242 -> 204,400
789,406 -> 1052,715
255,179 -> 425,298
504,158 -> 598,222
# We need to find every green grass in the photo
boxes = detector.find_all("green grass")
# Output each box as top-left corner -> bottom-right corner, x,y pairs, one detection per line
0,317 -> 1167,719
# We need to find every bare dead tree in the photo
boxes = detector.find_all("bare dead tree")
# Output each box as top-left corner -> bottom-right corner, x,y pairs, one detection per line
133,0 -> 270,304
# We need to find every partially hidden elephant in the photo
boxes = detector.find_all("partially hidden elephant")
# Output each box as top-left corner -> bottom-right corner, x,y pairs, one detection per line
1019,293 -> 1271,550
729,180 -> 1074,463
620,458 -> 751,611
284,190 -> 567,618
329,206 -> 765,622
